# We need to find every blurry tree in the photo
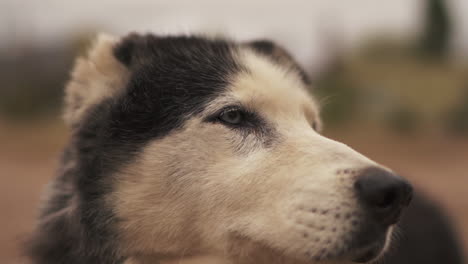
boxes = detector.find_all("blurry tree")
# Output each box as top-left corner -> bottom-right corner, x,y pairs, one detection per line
420,0 -> 452,59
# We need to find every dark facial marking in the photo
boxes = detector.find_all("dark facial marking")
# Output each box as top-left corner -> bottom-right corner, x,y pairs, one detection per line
110,34 -> 244,145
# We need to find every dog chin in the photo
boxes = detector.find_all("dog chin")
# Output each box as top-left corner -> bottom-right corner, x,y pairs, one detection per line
306,227 -> 392,264
350,239 -> 386,263
348,227 -> 393,263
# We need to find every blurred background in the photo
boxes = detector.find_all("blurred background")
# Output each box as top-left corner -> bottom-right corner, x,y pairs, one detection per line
1,0 -> 467,263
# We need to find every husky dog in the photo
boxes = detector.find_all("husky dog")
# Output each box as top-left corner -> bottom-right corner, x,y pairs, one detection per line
27,33 -> 412,264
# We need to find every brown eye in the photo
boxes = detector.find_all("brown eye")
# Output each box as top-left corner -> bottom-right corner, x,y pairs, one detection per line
219,109 -> 244,125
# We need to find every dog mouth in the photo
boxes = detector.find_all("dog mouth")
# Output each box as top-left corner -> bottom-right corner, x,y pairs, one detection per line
348,226 -> 389,263
350,236 -> 387,263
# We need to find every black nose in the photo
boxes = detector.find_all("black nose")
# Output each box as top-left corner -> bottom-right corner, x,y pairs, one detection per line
354,167 -> 412,226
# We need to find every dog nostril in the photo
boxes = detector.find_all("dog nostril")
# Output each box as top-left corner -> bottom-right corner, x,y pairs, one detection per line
375,189 -> 397,209
354,167 -> 412,225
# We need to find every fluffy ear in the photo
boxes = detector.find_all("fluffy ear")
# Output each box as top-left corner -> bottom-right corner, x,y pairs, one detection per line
63,33 -> 130,127
244,39 -> 310,84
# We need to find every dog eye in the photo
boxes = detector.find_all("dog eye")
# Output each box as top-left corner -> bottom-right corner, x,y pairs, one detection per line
218,109 -> 244,125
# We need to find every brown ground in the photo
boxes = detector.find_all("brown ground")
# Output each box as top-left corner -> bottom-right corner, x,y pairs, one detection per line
1,121 -> 467,264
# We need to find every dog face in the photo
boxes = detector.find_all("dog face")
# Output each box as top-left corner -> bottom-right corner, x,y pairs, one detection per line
65,34 -> 412,264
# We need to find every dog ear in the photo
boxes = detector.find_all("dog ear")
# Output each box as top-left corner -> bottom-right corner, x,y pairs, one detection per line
113,32 -> 160,68
244,39 -> 310,85
63,33 -> 130,127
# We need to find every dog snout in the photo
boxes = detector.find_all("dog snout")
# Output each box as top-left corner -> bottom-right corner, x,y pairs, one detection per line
354,167 -> 413,226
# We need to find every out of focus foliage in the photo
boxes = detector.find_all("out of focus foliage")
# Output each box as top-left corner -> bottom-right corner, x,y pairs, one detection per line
0,32 -> 94,121
314,36 -> 468,135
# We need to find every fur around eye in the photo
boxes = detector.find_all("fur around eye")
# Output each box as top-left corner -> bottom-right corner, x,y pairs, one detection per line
218,109 -> 244,125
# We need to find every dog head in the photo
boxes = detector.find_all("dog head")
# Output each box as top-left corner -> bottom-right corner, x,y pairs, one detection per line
65,33 -> 412,264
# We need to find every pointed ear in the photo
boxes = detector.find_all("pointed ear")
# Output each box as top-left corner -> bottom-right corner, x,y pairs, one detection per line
243,39 -> 310,84
63,33 -> 130,127
112,32 -> 143,67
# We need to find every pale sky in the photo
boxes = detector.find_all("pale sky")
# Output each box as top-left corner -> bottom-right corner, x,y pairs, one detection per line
1,0 -> 467,71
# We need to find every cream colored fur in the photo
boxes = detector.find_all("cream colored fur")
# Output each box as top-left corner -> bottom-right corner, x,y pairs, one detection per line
63,33 -> 129,126
70,34 -> 392,264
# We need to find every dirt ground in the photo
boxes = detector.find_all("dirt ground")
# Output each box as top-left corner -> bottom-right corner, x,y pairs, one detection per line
1,121 -> 467,264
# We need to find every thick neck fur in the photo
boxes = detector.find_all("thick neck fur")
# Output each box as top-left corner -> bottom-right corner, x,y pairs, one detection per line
27,145 -> 124,264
